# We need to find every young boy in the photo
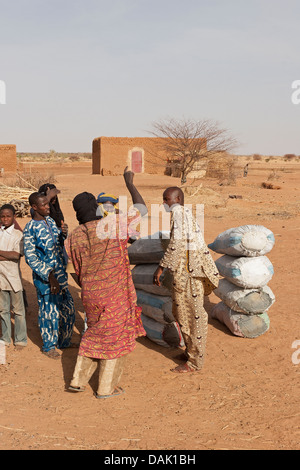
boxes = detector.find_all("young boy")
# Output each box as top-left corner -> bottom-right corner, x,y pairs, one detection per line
0,204 -> 27,348
153,187 -> 219,373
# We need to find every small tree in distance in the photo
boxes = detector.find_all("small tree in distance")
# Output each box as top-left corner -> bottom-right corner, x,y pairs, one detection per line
149,117 -> 238,183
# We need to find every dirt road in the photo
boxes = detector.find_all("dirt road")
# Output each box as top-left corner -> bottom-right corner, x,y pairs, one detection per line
0,162 -> 299,450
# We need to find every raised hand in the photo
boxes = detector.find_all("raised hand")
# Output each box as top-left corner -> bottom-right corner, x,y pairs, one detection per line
46,187 -> 60,202
123,166 -> 134,186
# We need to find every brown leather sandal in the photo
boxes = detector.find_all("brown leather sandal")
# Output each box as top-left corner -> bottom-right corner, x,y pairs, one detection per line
170,363 -> 200,373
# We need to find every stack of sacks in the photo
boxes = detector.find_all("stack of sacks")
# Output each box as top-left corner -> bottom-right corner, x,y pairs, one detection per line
208,225 -> 275,338
128,232 -> 185,349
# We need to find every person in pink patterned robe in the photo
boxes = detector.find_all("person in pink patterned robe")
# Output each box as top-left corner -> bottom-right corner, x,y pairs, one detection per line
66,168 -> 147,399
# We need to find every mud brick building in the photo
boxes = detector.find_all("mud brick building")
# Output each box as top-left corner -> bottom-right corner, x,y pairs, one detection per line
0,145 -> 17,174
92,137 -> 171,175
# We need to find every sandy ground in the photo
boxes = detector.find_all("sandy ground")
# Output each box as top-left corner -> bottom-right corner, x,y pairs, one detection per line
0,160 -> 299,450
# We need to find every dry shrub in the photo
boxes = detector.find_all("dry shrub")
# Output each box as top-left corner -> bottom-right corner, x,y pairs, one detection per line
267,169 -> 280,181
183,185 -> 227,208
226,162 -> 238,185
261,182 -> 281,190
206,154 -> 236,181
207,156 -> 238,185
10,171 -> 57,190
17,152 -> 92,162
0,172 -> 57,216
284,154 -> 296,161
253,154 -> 262,160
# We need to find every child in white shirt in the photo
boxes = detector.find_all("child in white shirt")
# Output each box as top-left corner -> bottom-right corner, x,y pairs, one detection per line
0,204 -> 27,348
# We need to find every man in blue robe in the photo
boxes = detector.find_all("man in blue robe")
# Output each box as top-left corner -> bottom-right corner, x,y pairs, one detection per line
23,192 -> 75,359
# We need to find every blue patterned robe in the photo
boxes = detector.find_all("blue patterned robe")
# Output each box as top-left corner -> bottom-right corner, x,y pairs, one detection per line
23,217 -> 75,351
23,217 -> 68,295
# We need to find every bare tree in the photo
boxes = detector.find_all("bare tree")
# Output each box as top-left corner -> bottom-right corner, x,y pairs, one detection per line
149,117 -> 238,183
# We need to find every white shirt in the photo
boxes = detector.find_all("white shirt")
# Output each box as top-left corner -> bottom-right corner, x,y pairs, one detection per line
0,224 -> 24,292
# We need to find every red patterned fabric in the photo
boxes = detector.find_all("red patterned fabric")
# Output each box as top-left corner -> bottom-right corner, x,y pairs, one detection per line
65,215 -> 146,360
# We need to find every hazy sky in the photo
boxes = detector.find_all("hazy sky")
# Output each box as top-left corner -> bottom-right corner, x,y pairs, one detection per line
0,0 -> 299,154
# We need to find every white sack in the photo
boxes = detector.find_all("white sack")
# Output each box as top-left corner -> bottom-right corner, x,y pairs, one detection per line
208,225 -> 275,257
136,290 -> 174,323
132,264 -> 173,295
128,231 -> 170,264
141,313 -> 185,348
210,302 -> 270,338
134,283 -> 171,297
214,278 -> 275,314
215,255 -> 274,288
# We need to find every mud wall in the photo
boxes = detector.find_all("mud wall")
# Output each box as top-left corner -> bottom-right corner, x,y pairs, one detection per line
0,145 -> 17,174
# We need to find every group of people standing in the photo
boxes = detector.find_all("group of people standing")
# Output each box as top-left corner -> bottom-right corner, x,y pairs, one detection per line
0,167 -> 219,398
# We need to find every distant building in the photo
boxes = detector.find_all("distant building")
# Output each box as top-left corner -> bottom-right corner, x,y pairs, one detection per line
92,136 -> 169,175
0,145 -> 17,174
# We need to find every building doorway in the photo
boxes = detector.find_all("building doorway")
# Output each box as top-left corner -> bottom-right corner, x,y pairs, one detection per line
131,150 -> 143,173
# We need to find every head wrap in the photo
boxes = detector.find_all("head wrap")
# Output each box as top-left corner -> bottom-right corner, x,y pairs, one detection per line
97,193 -> 119,205
38,183 -> 64,228
72,192 -> 101,225
96,192 -> 118,218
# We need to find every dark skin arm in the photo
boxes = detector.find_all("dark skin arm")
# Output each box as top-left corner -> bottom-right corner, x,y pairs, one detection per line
153,265 -> 164,286
70,273 -> 81,287
123,167 -> 147,216
0,250 -> 21,261
45,186 -> 60,203
61,221 -> 68,237
45,187 -> 68,234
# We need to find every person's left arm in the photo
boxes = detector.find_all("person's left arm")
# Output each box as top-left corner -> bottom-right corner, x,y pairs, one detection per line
0,232 -> 23,261
0,250 -> 20,261
64,236 -> 82,287
50,217 -> 67,245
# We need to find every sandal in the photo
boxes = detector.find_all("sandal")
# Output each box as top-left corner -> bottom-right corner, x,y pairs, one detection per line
14,344 -> 27,351
171,363 -> 200,373
68,385 -> 86,392
95,386 -> 125,399
42,349 -> 61,360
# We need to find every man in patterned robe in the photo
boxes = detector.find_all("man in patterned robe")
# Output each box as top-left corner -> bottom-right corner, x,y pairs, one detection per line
67,167 -> 147,398
154,187 -> 219,373
23,192 -> 75,359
